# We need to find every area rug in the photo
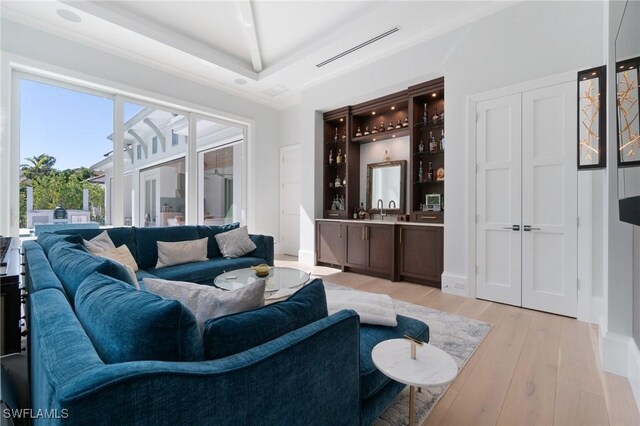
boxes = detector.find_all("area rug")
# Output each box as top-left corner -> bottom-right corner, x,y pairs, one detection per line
323,282 -> 492,426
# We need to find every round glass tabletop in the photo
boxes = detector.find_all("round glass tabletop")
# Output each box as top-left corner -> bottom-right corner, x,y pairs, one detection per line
214,267 -> 310,292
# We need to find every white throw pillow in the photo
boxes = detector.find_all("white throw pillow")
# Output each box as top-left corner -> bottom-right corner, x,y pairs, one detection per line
155,238 -> 208,269
143,277 -> 265,332
325,289 -> 397,327
214,226 -> 256,259
95,245 -> 140,289
83,230 -> 116,253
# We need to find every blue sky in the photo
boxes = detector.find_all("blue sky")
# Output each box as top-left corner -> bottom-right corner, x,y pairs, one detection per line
20,79 -> 143,170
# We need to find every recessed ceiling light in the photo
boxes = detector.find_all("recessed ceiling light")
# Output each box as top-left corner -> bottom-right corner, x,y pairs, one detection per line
391,106 -> 395,110
392,135 -> 396,138
620,65 -> 625,69
592,72 -> 597,75
234,79 -> 248,85
432,93 -> 437,97
373,138 -> 377,141
372,111 -> 376,115
56,9 -> 81,23
340,118 -> 343,122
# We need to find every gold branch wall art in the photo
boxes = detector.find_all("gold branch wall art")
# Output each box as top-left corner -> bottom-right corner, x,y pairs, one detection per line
617,57 -> 640,167
578,66 -> 606,169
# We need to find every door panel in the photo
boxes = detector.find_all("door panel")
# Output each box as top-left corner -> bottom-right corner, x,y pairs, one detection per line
398,226 -> 443,283
316,221 -> 343,266
367,225 -> 392,275
522,82 -> 577,317
476,94 -> 523,306
344,223 -> 367,268
280,146 -> 301,256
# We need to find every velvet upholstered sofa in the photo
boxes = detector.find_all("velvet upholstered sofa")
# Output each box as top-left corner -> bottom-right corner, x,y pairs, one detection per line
22,225 -> 429,425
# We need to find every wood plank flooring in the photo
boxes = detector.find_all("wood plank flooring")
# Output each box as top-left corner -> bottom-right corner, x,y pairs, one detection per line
275,255 -> 640,426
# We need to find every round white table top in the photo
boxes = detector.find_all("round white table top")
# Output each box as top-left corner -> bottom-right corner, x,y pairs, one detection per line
372,339 -> 458,388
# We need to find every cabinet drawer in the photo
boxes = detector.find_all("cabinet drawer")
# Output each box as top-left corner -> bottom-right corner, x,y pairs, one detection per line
324,210 -> 347,219
411,211 -> 444,223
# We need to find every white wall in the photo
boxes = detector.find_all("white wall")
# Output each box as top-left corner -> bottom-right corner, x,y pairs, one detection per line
297,1 -> 604,278
0,19 -> 281,239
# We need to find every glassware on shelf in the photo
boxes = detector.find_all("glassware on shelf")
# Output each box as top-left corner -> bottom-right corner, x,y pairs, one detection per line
396,120 -> 402,129
432,108 -> 439,123
342,130 -> 347,140
387,122 -> 394,131
334,127 -> 339,141
440,129 -> 445,151
403,116 -> 409,127
418,161 -> 424,182
418,138 -> 425,153
328,149 -> 333,164
423,103 -> 428,123
336,149 -> 342,164
372,126 -> 378,134
335,174 -> 341,187
427,161 -> 433,181
364,126 -> 370,136
355,127 -> 363,137
429,131 -> 437,153
379,122 -> 385,133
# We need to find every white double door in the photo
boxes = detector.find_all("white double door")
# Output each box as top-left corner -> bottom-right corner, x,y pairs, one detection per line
476,82 -> 578,317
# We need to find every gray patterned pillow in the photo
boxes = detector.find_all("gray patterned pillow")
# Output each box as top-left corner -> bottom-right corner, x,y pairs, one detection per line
214,226 -> 256,258
143,277 -> 265,332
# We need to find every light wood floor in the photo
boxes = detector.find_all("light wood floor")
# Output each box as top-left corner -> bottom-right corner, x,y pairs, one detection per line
275,255 -> 640,426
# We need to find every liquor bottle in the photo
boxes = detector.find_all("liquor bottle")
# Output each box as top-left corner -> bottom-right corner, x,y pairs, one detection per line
334,127 -> 338,141
356,127 -> 363,137
336,149 -> 342,164
364,126 -> 370,136
353,207 -> 358,219
331,195 -> 338,210
432,108 -> 439,123
380,122 -> 386,132
429,131 -> 437,153
342,177 -> 347,186
372,125 -> 378,134
342,130 -> 347,140
427,161 -> 434,182
328,149 -> 333,164
396,119 -> 402,129
339,196 -> 345,211
423,103 -> 428,123
344,152 -> 347,163
358,203 -> 367,220
403,116 -> 409,127
335,174 -> 341,187
418,138 -> 425,153
440,129 -> 445,151
387,122 -> 394,131
440,107 -> 445,121
418,161 -> 424,182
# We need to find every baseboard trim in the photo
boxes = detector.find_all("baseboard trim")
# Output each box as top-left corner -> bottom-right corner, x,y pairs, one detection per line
628,338 -> 640,412
441,272 -> 468,297
601,330 -> 633,377
298,249 -> 315,266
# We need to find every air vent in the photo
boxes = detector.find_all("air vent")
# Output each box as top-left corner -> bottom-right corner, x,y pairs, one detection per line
263,84 -> 289,98
316,27 -> 400,68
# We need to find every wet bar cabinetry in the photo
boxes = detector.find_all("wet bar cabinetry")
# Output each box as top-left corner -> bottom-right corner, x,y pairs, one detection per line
316,220 -> 443,287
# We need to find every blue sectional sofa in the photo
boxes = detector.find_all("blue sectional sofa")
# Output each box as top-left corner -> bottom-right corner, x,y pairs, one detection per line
23,225 -> 429,425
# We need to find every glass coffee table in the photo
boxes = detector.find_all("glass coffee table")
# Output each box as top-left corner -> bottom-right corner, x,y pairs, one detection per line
214,267 -> 310,293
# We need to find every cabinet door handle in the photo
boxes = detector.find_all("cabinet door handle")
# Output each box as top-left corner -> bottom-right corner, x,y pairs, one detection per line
400,228 -> 403,244
420,215 -> 437,220
362,226 -> 365,240
328,213 -> 339,217
338,226 -> 342,238
366,226 -> 369,240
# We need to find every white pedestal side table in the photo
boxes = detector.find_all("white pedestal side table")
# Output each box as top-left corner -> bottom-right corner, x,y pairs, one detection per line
372,339 -> 458,426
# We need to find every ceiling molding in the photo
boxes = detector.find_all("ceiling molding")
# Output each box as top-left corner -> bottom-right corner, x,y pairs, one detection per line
60,0 -> 259,80
236,0 -> 263,73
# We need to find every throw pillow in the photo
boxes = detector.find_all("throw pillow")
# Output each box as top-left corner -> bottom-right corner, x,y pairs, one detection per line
196,222 -> 240,258
325,289 -> 397,327
214,226 -> 256,259
75,272 -> 203,363
155,237 -> 208,269
83,230 -> 116,254
96,244 -> 139,271
143,277 -> 265,332
202,279 -> 328,360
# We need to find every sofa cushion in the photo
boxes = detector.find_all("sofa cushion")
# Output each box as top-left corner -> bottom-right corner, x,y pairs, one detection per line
143,277 -> 265,332
37,233 -> 84,256
54,227 -> 137,261
135,226 -> 200,269
83,230 -> 116,253
155,238 -> 208,269
202,279 -> 327,360
196,222 -> 240,258
215,226 -> 256,259
145,256 -> 265,284
23,241 -> 67,294
359,315 -> 429,400
48,243 -> 136,305
75,272 -> 204,363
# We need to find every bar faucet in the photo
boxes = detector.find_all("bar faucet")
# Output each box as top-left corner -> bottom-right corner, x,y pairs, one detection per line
388,200 -> 396,210
377,199 -> 386,221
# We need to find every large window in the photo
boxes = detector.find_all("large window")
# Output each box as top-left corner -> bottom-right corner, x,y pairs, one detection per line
17,74 -> 247,232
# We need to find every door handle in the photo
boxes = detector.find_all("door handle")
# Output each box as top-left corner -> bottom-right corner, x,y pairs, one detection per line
362,226 -> 365,240
399,228 -> 403,244
523,225 -> 541,231
503,225 -> 520,231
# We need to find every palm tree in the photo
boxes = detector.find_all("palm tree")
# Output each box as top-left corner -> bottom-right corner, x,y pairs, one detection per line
20,154 -> 57,180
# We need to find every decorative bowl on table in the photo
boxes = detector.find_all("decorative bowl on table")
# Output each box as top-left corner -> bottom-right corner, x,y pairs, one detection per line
252,264 -> 271,278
